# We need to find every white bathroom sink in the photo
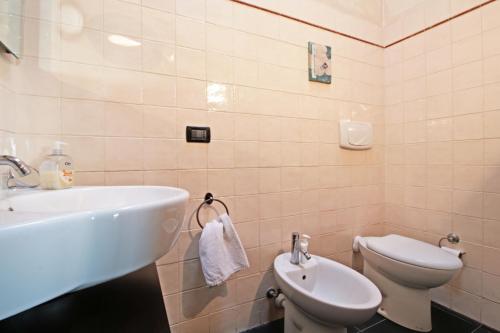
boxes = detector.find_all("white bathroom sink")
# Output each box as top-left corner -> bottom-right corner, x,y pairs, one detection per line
0,186 -> 189,320
274,253 -> 382,327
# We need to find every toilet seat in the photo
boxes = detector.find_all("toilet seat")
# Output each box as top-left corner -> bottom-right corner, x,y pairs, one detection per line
364,234 -> 462,271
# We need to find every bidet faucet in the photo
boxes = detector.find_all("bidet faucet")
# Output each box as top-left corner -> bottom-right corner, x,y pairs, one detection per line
290,232 -> 312,265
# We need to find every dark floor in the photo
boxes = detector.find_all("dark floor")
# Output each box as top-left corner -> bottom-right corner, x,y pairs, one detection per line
245,303 -> 499,333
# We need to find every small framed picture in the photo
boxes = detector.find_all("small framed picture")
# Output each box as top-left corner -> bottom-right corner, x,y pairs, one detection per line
308,42 -> 332,84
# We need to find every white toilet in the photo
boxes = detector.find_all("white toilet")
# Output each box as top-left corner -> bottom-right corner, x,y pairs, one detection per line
353,234 -> 463,332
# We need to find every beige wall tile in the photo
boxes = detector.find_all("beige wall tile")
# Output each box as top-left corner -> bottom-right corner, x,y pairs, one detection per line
13,57 -> 60,97
104,102 -> 143,137
143,106 -> 176,138
484,54 -> 500,85
143,73 -> 177,106
484,193 -> 500,221
61,27 -> 103,65
206,0 -> 233,27
142,7 -> 175,43
483,247 -> 500,276
142,0 -> 174,12
484,167 -> 500,193
101,67 -> 143,103
142,40 -> 176,75
454,166 -> 483,191
206,52 -> 233,83
452,214 -> 483,244
454,140 -> 483,165
451,10 -> 481,42
483,273 -> 500,303
452,34 -> 482,66
16,95 -> 60,135
103,0 -> 141,36
176,47 -> 206,80
485,111 -> 500,138
425,23 -> 451,52
61,99 -> 105,136
60,0 -> 103,30
483,26 -> 500,58
76,171 -> 105,186
426,188 -> 452,212
60,61 -> 102,100
452,61 -> 483,91
481,298 -> 500,330
144,170 -> 178,186
427,70 -> 452,97
176,16 -> 206,50
105,171 -> 144,185
483,219 -> 500,247
105,137 -> 143,170
450,288 -> 481,321
208,141 -> 234,168
176,0 -> 206,21
426,93 -> 452,119
176,78 -> 207,109
452,190 -> 483,217
177,141 -> 208,169
103,33 -> 142,70
485,139 -> 500,165
482,0 -> 500,31
144,138 -> 178,170
453,87 -> 483,116
206,24 -> 233,55
484,83 -> 500,111
451,267 -> 482,296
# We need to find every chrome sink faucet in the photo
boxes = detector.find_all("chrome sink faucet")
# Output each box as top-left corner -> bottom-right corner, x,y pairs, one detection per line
290,232 -> 312,265
0,155 -> 39,188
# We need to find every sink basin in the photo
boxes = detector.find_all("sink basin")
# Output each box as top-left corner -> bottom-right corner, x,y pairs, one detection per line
274,253 -> 381,328
0,186 -> 189,320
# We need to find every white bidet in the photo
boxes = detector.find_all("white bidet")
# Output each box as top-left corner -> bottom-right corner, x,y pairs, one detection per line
273,253 -> 382,333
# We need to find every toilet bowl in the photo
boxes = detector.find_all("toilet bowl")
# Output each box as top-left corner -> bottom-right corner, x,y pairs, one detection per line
353,234 -> 462,332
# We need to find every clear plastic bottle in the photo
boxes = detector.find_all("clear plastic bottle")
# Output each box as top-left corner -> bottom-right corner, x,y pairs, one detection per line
39,141 -> 74,190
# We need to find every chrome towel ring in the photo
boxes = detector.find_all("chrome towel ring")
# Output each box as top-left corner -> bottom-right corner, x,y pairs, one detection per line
196,193 -> 229,229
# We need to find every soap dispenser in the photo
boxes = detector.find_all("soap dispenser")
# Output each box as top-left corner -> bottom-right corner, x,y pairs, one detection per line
300,234 -> 311,263
39,141 -> 74,190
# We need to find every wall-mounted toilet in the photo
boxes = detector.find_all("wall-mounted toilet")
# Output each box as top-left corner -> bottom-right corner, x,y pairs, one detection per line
353,234 -> 463,332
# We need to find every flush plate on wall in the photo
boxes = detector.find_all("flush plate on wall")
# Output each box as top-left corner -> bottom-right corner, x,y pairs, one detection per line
339,120 -> 373,150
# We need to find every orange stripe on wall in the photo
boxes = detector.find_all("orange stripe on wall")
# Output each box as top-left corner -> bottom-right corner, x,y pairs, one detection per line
230,0 -> 384,48
229,0 -> 497,49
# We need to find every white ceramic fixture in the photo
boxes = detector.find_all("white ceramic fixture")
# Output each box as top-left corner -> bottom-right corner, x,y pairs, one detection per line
353,234 -> 463,332
273,253 -> 382,333
339,120 -> 373,150
0,186 -> 189,320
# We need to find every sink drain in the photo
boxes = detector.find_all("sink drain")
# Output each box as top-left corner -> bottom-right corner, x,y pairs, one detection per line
8,207 -> 14,211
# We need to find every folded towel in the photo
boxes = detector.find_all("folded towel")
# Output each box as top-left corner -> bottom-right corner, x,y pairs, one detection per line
199,213 -> 250,287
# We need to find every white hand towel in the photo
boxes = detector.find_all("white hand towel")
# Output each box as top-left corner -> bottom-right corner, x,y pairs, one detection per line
199,213 -> 250,287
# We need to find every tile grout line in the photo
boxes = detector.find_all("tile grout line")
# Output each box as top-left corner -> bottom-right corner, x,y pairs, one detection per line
357,318 -> 386,332
471,325 -> 483,333
435,305 -> 482,327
